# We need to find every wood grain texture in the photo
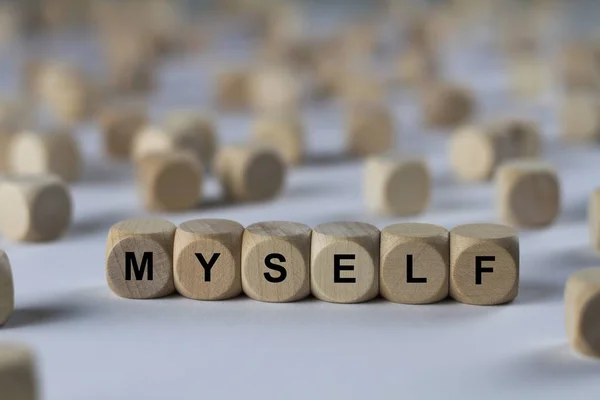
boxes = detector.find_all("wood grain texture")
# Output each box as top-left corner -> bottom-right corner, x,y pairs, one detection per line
496,160 -> 560,228
242,221 -> 311,302
9,129 -> 82,182
174,219 -> 243,300
589,188 -> 600,251
565,268 -> 600,358
0,249 -> 13,325
311,222 -> 380,303
213,143 -> 286,203
364,155 -> 430,216
106,218 -> 176,299
450,223 -> 519,305
0,342 -> 38,400
164,110 -> 218,168
346,102 -> 395,157
0,174 -> 72,242
252,113 -> 305,165
99,102 -> 147,159
380,223 -> 449,304
135,151 -> 203,211
423,83 -> 475,129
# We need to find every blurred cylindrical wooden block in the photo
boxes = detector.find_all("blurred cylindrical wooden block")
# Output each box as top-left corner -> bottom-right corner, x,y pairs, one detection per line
0,250 -> 13,325
565,268 -> 600,358
99,103 -> 147,160
509,56 -> 550,99
214,144 -> 286,203
163,111 -> 218,168
9,129 -> 82,182
174,219 -> 244,300
422,83 -> 475,129
589,188 -> 600,251
340,73 -> 385,106
346,102 -> 395,157
450,223 -> 519,305
250,65 -> 301,113
397,47 -> 438,88
364,155 -> 430,216
560,93 -> 600,143
311,222 -> 380,304
380,223 -> 449,304
252,113 -> 305,165
106,219 -> 176,299
490,119 -> 542,159
0,174 -> 72,242
242,221 -> 311,302
136,151 -> 203,212
496,160 -> 560,228
215,69 -> 251,111
561,44 -> 600,92
0,343 -> 38,400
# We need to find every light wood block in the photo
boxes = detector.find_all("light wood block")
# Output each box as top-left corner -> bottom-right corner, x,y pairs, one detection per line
0,250 -> 13,325
215,69 -> 251,111
99,103 -> 147,160
589,188 -> 600,251
9,129 -> 82,182
364,155 -> 430,216
250,65 -> 301,113
397,47 -> 438,88
496,160 -> 560,228
106,218 -> 176,299
311,222 -> 380,303
242,221 -> 311,302
561,44 -> 600,92
213,144 -> 286,203
341,73 -> 385,106
509,56 -> 550,99
164,111 -> 218,168
174,219 -> 243,300
0,343 -> 38,400
346,102 -> 395,157
423,83 -> 475,129
380,223 -> 449,304
135,151 -> 203,212
252,113 -> 305,165
0,174 -> 72,242
490,118 -> 542,159
450,223 -> 519,305
565,268 -> 600,358
560,94 -> 600,143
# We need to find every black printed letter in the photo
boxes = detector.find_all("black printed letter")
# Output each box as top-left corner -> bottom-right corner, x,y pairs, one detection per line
406,254 -> 427,283
475,256 -> 495,285
195,253 -> 221,282
264,253 -> 287,283
125,252 -> 153,280
334,254 -> 356,283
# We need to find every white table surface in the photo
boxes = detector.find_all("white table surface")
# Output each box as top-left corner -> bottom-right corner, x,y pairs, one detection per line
1,5 -> 600,399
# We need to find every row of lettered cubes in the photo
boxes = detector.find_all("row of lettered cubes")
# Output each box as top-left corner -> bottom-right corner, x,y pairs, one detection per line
106,219 -> 520,305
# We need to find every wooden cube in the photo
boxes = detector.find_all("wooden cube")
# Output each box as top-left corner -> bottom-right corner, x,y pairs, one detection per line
489,118 -> 542,159
215,69 -> 251,111
0,343 -> 38,400
99,103 -> 147,160
252,113 -> 305,165
560,94 -> 600,143
0,174 -> 72,242
364,155 -> 430,216
496,160 -> 560,228
397,47 -> 438,88
589,188 -> 600,251
250,65 -> 301,113
213,144 -> 286,203
9,129 -> 82,182
422,83 -> 475,129
346,102 -> 395,157
340,73 -> 385,106
565,268 -> 600,357
0,250 -> 13,325
163,111 -> 218,168
174,219 -> 243,300
450,223 -> 519,305
380,223 -> 449,304
106,218 -> 176,299
242,221 -> 311,302
135,151 -> 203,212
509,56 -> 550,99
311,222 -> 380,303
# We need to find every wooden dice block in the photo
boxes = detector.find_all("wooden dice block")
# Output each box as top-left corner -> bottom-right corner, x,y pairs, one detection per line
496,160 -> 560,228
364,155 -> 430,216
106,219 -> 176,299
250,65 -> 301,113
509,56 -> 550,99
0,250 -> 13,325
164,111 -> 218,168
0,343 -> 38,400
450,223 -> 519,305
561,44 -> 600,92
9,129 -> 82,182
99,103 -> 147,160
0,174 -> 72,242
422,83 -> 475,129
380,223 -> 449,304
397,47 -> 438,88
346,102 -> 395,157
340,73 -> 385,106
490,118 -> 542,159
565,268 -> 600,357
135,151 -> 203,212
213,144 -> 286,203
215,69 -> 251,111
589,188 -> 600,251
311,222 -> 380,303
560,94 -> 600,143
174,219 -> 243,300
242,221 -> 311,302
252,113 -> 304,165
